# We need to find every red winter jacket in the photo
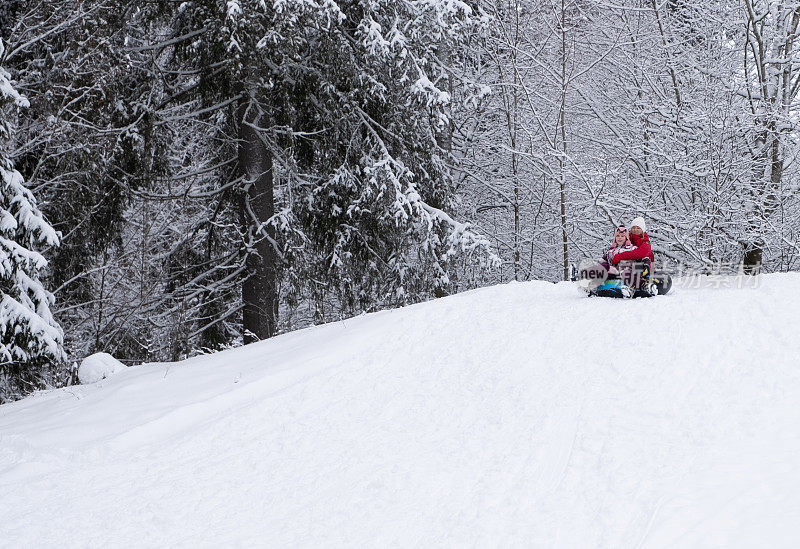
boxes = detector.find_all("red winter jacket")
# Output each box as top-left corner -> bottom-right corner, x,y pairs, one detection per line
612,232 -> 654,265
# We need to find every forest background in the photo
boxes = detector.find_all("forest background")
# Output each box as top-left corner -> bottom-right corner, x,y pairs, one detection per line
2,0 -> 799,400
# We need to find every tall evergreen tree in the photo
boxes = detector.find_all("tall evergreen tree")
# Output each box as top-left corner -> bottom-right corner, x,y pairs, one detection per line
138,0 -> 496,342
0,38 -> 64,402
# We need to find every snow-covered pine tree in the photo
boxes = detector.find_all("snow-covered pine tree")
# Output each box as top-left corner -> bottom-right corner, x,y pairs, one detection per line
5,0 -> 175,364
0,38 -> 64,402
129,0 -> 498,343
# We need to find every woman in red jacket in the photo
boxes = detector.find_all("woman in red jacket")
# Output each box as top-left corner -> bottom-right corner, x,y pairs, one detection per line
611,216 -> 653,289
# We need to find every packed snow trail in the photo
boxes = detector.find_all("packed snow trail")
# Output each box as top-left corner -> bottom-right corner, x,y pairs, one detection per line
2,274 -> 800,547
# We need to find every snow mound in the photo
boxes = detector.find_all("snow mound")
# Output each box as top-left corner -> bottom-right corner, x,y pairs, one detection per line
77,352 -> 127,384
2,273 -> 800,547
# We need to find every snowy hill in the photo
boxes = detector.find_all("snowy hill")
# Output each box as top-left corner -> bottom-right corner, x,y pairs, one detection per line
2,274 -> 800,547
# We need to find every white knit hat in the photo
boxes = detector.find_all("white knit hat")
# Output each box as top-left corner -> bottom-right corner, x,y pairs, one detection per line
629,216 -> 647,232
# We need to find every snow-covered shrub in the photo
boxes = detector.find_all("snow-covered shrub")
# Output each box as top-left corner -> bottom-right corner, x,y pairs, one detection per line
77,352 -> 127,384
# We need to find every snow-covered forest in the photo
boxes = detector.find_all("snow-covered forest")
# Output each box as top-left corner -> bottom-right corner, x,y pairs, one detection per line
2,0 -> 800,400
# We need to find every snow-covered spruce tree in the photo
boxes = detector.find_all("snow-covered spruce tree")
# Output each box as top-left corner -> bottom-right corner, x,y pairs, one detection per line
135,0 -> 497,342
4,0 -> 168,363
0,38 -> 64,402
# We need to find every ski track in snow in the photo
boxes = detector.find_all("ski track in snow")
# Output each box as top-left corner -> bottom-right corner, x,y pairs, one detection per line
2,274 -> 800,547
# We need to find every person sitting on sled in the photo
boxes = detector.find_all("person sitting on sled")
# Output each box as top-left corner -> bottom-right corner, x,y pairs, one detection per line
610,216 -> 654,290
605,225 -> 642,284
579,225 -> 636,291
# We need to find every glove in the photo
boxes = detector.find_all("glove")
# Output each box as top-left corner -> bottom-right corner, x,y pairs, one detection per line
607,265 -> 619,276
611,254 -> 621,265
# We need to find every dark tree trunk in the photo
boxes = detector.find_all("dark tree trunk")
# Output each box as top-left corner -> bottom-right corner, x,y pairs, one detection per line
744,135 -> 781,275
237,95 -> 278,343
743,245 -> 762,274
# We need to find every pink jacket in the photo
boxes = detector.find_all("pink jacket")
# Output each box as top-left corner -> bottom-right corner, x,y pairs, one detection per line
604,244 -> 635,266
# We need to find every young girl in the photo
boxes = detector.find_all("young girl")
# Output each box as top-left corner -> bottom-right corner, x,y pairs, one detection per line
578,226 -> 636,292
604,226 -> 635,271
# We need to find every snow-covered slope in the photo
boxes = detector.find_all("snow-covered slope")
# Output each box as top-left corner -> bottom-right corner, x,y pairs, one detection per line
2,274 -> 800,548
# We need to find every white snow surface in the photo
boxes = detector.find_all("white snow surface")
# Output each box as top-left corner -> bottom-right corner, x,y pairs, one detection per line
77,352 -> 128,384
2,274 -> 800,547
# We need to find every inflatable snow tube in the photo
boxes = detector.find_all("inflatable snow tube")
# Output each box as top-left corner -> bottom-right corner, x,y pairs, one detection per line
594,279 -> 632,299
